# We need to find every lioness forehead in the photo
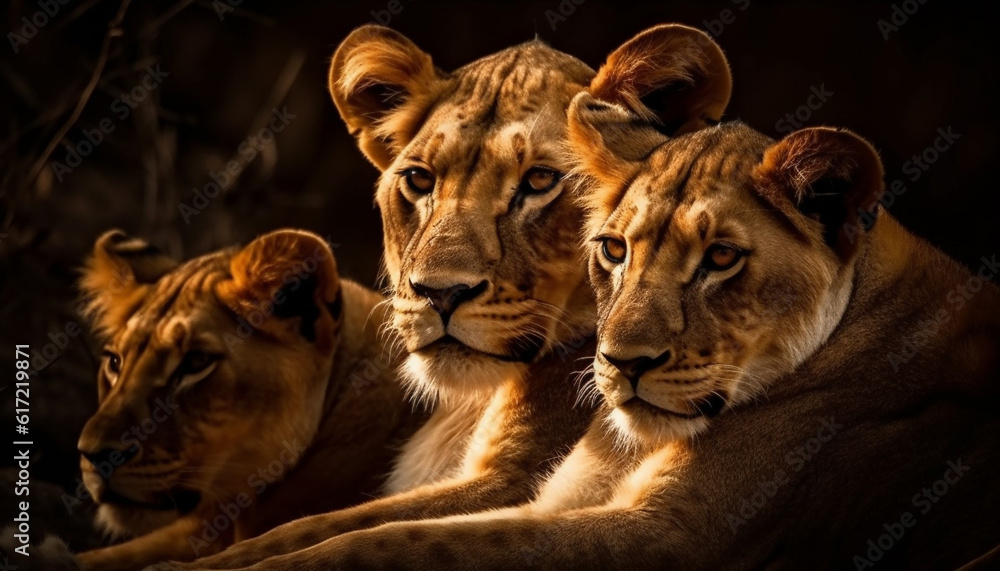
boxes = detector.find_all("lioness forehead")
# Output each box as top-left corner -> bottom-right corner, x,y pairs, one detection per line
406,42 -> 594,181
609,123 -> 774,238
446,41 -> 593,122
116,253 -> 231,353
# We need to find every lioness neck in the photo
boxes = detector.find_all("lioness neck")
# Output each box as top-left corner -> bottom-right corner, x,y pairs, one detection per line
249,280 -> 418,533
835,213 -> 1000,395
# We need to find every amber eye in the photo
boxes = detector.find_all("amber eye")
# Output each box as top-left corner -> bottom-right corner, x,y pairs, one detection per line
402,167 -> 435,194
103,351 -> 122,375
601,238 -> 627,264
519,167 -> 562,194
703,244 -> 744,272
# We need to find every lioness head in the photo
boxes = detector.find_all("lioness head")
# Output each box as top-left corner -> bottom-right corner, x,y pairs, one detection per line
569,97 -> 884,444
77,229 -> 342,536
328,24 -> 731,403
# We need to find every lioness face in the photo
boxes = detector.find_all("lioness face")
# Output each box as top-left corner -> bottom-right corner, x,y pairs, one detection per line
331,28 -> 598,401
571,102 -> 868,444
77,230 -> 340,536
374,45 -> 594,400
330,24 -> 733,402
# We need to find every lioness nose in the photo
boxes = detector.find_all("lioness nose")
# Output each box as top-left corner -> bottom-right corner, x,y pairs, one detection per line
603,350 -> 672,390
80,446 -> 140,480
410,280 -> 488,325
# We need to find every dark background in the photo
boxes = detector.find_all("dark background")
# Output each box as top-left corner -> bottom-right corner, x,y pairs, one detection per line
1,0 -> 998,550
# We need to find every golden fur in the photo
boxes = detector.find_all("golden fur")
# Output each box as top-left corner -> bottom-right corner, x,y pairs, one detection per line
167,23 -> 733,570
170,105 -> 1000,570
73,229 -> 422,570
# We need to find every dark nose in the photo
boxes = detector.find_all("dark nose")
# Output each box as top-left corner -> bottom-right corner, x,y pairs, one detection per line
603,350 -> 672,391
410,280 -> 488,326
80,446 -> 140,480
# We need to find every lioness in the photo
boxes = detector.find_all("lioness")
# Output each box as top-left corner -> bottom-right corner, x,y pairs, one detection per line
73,229 -> 422,570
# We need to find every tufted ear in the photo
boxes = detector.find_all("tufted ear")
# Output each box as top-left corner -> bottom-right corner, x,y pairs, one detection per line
754,127 -> 885,259
329,25 -> 447,170
217,230 -> 342,353
567,92 -> 670,190
590,23 -> 732,136
80,230 -> 179,335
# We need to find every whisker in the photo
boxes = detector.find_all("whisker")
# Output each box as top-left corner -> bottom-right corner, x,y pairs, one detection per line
362,297 -> 394,336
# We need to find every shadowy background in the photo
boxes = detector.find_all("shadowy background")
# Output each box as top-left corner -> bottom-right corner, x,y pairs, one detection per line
1,0 -> 998,554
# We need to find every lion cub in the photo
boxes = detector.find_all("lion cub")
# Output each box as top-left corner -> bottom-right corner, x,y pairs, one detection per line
204,101 -> 1000,569
72,229 -> 422,570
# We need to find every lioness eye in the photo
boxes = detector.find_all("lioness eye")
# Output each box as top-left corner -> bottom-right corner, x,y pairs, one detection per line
179,351 -> 217,375
601,238 -> 627,264
102,351 -> 122,375
520,167 -> 562,194
703,244 -> 744,271
174,351 -> 220,392
402,167 -> 435,194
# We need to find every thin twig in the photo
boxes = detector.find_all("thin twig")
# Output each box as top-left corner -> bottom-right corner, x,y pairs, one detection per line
224,49 -> 307,191
50,0 -> 107,34
141,0 -> 198,35
0,56 -> 158,157
8,0 -> 132,229
194,0 -> 276,27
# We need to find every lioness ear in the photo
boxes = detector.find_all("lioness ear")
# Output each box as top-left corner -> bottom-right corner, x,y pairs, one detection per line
218,230 -> 342,354
567,92 -> 669,187
754,127 -> 885,259
80,230 -> 179,334
329,25 -> 446,170
591,23 -> 732,136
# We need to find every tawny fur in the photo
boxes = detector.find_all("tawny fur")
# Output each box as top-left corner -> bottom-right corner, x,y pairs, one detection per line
166,114 -> 1000,571
165,23 -> 733,571
72,230 -> 423,571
